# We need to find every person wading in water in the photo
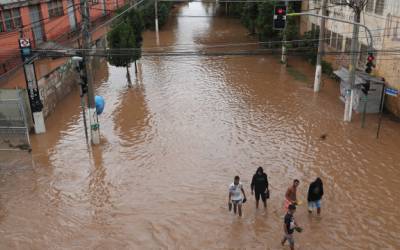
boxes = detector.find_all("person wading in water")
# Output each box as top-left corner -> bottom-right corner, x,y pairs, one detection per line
251,167 -> 269,209
285,179 -> 300,210
228,176 -> 247,217
307,177 -> 324,215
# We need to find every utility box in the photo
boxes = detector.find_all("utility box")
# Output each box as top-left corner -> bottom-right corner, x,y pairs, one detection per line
334,67 -> 385,114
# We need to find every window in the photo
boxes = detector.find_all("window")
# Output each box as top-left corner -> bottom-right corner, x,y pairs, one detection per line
331,32 -> 338,48
325,30 -> 331,45
337,34 -> 343,51
91,0 -> 99,4
48,0 -> 64,18
345,37 -> 352,52
375,0 -> 385,15
365,0 -> 374,12
0,8 -> 22,32
358,44 -> 369,66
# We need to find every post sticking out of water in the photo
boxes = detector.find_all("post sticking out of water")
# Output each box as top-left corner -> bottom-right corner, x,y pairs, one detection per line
155,0 -> 160,46
280,0 -> 288,65
314,0 -> 327,93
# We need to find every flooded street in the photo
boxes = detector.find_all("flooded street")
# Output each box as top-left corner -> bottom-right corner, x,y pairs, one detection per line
1,3 -> 400,249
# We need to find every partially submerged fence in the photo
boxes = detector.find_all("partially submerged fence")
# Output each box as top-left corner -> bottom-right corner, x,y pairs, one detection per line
0,94 -> 31,151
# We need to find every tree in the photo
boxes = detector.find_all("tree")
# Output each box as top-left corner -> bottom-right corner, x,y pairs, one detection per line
107,9 -> 143,87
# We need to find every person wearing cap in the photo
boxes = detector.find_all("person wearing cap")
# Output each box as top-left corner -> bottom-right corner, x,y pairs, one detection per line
251,167 -> 269,209
281,204 -> 299,250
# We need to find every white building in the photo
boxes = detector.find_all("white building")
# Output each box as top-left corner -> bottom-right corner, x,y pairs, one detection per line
301,0 -> 400,116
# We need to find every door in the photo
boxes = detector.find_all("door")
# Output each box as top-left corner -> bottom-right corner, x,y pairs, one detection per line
67,0 -> 77,30
29,5 -> 44,44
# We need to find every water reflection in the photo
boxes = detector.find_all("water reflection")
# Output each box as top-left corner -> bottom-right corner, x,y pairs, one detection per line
0,2 -> 400,249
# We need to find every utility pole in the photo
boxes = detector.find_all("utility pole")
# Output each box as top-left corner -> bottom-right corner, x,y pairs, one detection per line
80,0 -> 100,145
155,0 -> 160,45
18,31 -> 46,134
313,0 -> 327,92
280,0 -> 289,65
344,6 -> 361,122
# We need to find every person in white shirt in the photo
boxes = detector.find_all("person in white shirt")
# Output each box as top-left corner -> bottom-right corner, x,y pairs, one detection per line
228,176 -> 247,217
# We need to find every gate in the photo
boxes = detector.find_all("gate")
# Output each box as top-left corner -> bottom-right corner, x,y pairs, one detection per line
0,95 -> 31,151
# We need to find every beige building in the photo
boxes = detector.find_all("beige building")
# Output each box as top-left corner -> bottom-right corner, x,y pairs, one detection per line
301,0 -> 400,116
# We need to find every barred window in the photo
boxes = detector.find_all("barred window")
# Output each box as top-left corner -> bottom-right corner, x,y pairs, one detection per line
365,0 -> 374,12
0,8 -> 22,32
48,0 -> 64,18
375,0 -> 385,15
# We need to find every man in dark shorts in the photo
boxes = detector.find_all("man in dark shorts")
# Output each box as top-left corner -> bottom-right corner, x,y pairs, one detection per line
250,167 -> 269,209
281,204 -> 298,250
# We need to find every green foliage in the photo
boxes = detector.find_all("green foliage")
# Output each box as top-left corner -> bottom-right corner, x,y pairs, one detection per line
321,60 -> 334,76
226,3 -> 244,17
298,30 -> 319,64
255,1 -> 280,45
142,2 -> 173,30
107,9 -> 143,67
284,6 -> 299,42
241,3 -> 258,34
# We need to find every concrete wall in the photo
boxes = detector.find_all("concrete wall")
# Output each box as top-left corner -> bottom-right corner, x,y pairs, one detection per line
37,57 -> 79,119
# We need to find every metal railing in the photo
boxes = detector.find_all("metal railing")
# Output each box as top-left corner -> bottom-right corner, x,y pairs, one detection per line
0,95 -> 31,151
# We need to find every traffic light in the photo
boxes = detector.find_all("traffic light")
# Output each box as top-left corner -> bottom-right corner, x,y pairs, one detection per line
273,5 -> 287,30
361,81 -> 370,95
365,53 -> 375,74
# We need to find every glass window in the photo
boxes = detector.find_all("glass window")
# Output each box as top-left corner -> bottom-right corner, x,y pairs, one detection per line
337,34 -> 343,51
345,37 -> 352,52
331,32 -> 338,48
325,30 -> 331,45
3,10 -> 13,31
48,0 -> 64,18
375,0 -> 385,15
358,44 -> 369,66
12,9 -> 21,28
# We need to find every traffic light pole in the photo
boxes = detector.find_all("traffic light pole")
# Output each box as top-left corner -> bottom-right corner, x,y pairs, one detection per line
81,0 -> 100,145
313,0 -> 327,93
288,12 -> 375,122
280,1 -> 289,65
344,9 -> 361,122
155,0 -> 160,45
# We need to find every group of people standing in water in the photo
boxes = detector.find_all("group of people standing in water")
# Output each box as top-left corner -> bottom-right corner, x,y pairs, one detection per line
228,167 -> 324,250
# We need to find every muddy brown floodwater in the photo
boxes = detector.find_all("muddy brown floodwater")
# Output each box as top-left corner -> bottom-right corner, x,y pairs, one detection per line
1,2 -> 400,249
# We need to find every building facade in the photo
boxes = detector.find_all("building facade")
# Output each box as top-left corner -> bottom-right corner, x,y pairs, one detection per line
0,0 -> 127,75
301,0 -> 400,116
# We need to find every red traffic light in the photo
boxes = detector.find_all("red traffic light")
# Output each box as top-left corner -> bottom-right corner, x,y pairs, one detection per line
367,55 -> 374,62
275,6 -> 286,15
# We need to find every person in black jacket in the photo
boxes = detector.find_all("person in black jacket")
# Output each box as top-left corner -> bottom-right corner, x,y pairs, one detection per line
251,167 -> 269,209
307,177 -> 324,215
